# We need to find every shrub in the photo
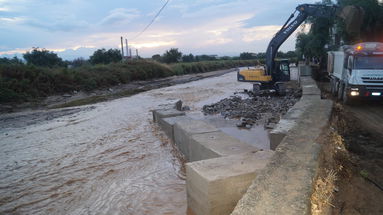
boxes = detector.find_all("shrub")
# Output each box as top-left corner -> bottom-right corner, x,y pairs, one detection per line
0,59 -> 257,103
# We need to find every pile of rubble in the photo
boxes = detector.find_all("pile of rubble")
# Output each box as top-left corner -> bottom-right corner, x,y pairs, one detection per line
202,88 -> 302,128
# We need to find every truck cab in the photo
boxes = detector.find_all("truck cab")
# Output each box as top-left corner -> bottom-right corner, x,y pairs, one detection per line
328,42 -> 383,104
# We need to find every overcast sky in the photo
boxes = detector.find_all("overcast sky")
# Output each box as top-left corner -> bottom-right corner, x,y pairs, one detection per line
0,0 -> 320,60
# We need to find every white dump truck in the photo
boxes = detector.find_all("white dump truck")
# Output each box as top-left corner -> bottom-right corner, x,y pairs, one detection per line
328,42 -> 383,104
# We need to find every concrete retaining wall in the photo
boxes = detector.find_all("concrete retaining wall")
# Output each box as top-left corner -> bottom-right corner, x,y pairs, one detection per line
153,107 -> 273,215
231,77 -> 333,215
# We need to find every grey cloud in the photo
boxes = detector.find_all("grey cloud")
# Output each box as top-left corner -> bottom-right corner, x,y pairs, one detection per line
99,8 -> 140,26
23,16 -> 89,32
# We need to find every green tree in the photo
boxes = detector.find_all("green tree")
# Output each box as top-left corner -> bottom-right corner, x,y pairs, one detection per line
254,52 -> 266,59
89,48 -> 122,64
162,48 -> 182,63
70,57 -> 89,67
0,57 -> 24,65
182,54 -> 195,62
152,54 -> 162,62
197,55 -> 216,61
337,0 -> 383,43
240,52 -> 255,60
294,0 -> 334,63
23,48 -> 64,67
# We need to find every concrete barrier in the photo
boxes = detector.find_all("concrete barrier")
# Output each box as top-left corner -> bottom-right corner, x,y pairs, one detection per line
152,105 -> 271,215
173,119 -> 220,160
160,116 -> 189,141
186,151 -> 274,215
189,131 -> 258,162
152,108 -> 185,123
231,76 -> 333,215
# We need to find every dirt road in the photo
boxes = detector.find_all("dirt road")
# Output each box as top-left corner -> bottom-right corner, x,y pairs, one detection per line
0,71 -> 251,215
346,101 -> 383,138
316,82 -> 383,215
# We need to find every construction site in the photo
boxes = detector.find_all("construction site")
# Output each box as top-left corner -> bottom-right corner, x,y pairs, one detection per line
1,1 -> 383,215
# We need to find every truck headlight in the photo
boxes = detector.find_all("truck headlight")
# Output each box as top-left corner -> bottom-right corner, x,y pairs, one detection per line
350,87 -> 359,96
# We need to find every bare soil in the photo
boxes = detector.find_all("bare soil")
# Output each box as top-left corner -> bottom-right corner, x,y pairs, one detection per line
314,81 -> 383,215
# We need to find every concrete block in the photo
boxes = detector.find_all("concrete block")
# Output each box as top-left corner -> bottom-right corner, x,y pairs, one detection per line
269,119 -> 297,150
186,151 -> 274,215
174,119 -> 219,161
302,84 -> 321,95
159,116 -> 190,142
299,65 -> 312,76
269,132 -> 286,150
152,108 -> 185,122
189,131 -> 258,162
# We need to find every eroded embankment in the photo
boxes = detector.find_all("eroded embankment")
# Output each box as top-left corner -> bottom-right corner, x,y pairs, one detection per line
312,104 -> 383,215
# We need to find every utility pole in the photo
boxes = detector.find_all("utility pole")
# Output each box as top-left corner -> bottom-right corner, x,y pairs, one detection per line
136,49 -> 139,58
129,49 -> 132,59
125,39 -> 129,59
120,36 -> 124,58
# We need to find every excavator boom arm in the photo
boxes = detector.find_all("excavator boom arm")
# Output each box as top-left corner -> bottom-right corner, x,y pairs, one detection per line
265,4 -> 338,76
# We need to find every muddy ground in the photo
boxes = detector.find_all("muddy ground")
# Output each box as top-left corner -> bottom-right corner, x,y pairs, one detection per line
202,84 -> 302,129
313,83 -> 383,215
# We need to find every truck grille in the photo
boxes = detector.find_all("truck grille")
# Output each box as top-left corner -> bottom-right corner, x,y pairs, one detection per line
362,77 -> 383,83
366,86 -> 383,90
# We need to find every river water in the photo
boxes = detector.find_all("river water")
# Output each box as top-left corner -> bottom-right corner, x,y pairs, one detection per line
0,72 -> 252,215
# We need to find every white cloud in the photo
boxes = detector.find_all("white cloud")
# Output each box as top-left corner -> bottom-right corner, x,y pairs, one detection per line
0,0 -> 314,59
130,41 -> 176,49
24,17 -> 89,31
0,7 -> 10,11
242,25 -> 281,42
0,17 -> 25,24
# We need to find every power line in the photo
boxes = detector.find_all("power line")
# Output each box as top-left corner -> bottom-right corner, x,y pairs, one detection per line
131,0 -> 170,40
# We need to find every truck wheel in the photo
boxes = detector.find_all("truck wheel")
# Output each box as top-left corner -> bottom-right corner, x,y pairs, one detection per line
342,85 -> 353,105
330,79 -> 334,95
334,81 -> 339,97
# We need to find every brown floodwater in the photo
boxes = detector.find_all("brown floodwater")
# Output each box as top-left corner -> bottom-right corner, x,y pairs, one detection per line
0,71 -> 267,214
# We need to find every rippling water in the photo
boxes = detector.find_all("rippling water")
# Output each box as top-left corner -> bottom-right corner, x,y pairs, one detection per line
0,72 -> 250,214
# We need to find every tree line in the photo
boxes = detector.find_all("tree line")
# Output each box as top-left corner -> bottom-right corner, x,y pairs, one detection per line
151,48 -> 297,64
296,0 -> 383,64
1,48 -> 298,68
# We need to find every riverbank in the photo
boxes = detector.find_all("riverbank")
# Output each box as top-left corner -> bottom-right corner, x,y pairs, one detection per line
0,59 -> 259,110
0,68 -> 236,113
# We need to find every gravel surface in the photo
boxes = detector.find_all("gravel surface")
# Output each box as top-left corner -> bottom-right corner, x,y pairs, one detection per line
202,88 -> 302,128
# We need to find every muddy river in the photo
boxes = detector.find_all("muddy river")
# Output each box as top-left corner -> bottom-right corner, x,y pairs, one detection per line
0,72 -> 255,214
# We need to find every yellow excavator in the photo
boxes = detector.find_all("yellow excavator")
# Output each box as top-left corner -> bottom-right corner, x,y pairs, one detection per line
237,4 -> 363,95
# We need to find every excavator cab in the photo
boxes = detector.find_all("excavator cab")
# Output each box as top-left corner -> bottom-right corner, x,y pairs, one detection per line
273,59 -> 290,82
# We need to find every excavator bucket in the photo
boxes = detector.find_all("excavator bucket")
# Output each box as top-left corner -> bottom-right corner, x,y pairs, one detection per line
339,5 -> 364,34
